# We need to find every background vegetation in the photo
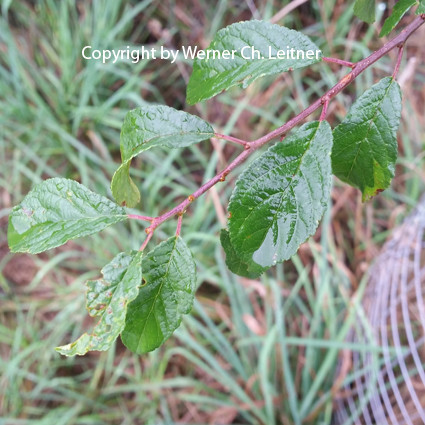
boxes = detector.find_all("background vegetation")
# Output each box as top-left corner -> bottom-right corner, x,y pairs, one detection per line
1,0 -> 424,424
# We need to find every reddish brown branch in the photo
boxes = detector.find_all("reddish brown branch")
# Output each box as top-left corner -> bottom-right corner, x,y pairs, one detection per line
139,230 -> 153,251
320,97 -> 330,121
322,56 -> 355,68
393,44 -> 405,78
128,214 -> 154,222
175,214 -> 183,236
137,16 -> 425,244
214,132 -> 248,147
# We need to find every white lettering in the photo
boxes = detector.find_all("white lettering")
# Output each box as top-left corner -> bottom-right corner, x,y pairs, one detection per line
181,45 -> 198,59
102,50 -> 111,63
241,46 -> 251,59
82,46 -> 92,59
130,49 -> 139,63
170,50 -> 178,64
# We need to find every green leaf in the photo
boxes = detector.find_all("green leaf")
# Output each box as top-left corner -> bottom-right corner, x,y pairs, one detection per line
186,20 -> 322,104
8,178 -> 127,254
119,105 -> 215,162
111,161 -> 141,207
228,121 -> 333,269
354,0 -> 376,23
121,236 -> 196,354
56,251 -> 143,356
380,0 -> 416,37
331,77 -> 402,201
112,105 -> 214,207
417,0 -> 425,13
220,229 -> 266,278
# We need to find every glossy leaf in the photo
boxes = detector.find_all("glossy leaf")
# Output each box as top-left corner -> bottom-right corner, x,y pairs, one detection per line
186,20 -> 322,104
417,0 -> 425,13
228,121 -> 333,269
111,105 -> 214,207
56,251 -> 143,356
8,178 -> 127,254
380,0 -> 416,37
354,0 -> 376,23
220,229 -> 266,278
331,77 -> 402,201
121,236 -> 196,354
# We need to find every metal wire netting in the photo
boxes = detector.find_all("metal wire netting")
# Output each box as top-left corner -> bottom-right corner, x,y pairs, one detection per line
335,197 -> 425,425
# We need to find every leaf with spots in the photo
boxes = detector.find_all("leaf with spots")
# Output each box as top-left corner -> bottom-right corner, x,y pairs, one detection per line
121,236 -> 196,354
228,121 -> 333,270
8,178 -> 127,254
331,77 -> 402,201
186,20 -> 322,104
111,105 -> 214,207
56,250 -> 143,356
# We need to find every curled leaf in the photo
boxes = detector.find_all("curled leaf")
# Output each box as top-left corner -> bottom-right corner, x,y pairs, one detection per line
56,250 -> 143,356
112,105 -> 214,207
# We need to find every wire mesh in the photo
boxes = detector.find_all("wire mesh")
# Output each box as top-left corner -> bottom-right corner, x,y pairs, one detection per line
335,197 -> 425,424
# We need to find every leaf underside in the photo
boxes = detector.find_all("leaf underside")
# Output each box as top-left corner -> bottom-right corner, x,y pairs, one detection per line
56,250 -> 143,356
121,236 -> 196,354
331,77 -> 402,201
111,105 -> 214,207
111,161 -> 141,207
8,178 -> 127,254
220,229 -> 266,278
417,0 -> 425,14
353,0 -> 376,23
380,0 -> 417,37
186,20 -> 322,104
228,120 -> 333,271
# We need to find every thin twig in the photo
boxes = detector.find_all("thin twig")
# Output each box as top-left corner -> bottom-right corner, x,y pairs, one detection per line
141,16 -> 425,238
139,230 -> 153,251
214,132 -> 248,147
128,214 -> 154,222
175,214 -> 183,236
320,97 -> 330,121
393,44 -> 405,79
322,56 -> 355,68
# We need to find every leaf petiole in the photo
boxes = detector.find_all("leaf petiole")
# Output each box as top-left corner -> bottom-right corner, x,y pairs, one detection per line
322,56 -> 355,68
214,133 -> 249,147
